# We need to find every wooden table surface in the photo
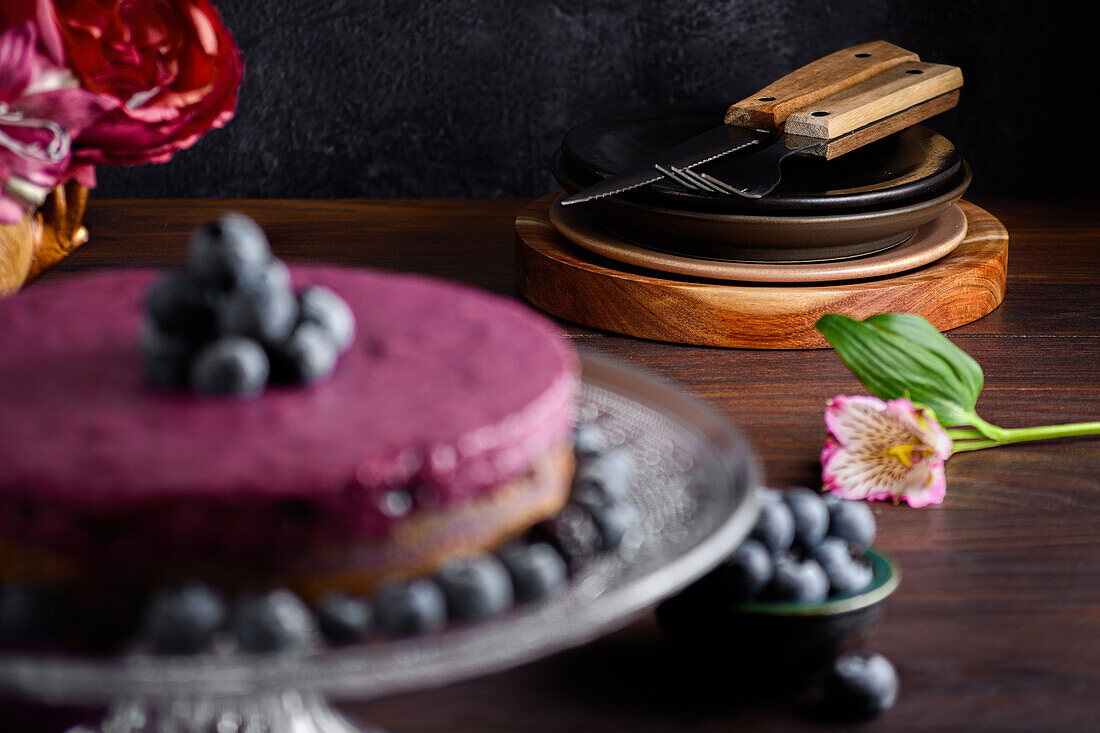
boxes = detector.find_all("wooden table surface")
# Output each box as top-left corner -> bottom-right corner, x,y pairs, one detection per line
46,197 -> 1100,732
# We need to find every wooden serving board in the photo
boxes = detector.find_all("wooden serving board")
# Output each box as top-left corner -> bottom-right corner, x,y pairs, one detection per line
516,194 -> 1007,349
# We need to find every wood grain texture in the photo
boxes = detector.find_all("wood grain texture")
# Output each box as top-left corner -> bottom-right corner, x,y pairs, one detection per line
793,90 -> 961,160
30,197 -> 1100,732
784,62 -> 963,139
724,41 -> 919,130
516,195 -> 1006,348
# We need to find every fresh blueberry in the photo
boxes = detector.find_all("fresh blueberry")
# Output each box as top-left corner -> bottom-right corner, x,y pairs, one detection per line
757,486 -> 785,502
188,213 -> 272,288
784,487 -> 830,549
298,285 -> 355,354
766,557 -> 829,603
826,497 -> 877,548
534,503 -> 603,567
146,273 -> 218,337
825,651 -> 900,719
571,449 -> 633,504
750,496 -> 796,553
141,320 -> 198,386
216,264 -> 298,345
249,256 -> 293,293
813,536 -> 875,596
0,584 -> 50,643
499,543 -> 568,603
583,498 -> 636,550
232,589 -> 315,653
435,554 -> 514,623
140,583 -> 227,655
573,423 -> 608,460
704,538 -> 773,601
314,593 -> 372,645
374,579 -> 448,637
269,323 -> 338,385
190,336 -> 270,397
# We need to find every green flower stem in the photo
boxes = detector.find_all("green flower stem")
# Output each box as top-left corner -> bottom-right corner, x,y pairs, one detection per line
951,420 -> 1100,453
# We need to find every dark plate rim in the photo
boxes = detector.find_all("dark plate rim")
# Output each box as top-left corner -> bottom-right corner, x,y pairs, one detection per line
556,159 -> 973,227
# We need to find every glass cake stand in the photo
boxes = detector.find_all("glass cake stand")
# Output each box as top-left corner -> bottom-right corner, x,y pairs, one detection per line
0,353 -> 761,733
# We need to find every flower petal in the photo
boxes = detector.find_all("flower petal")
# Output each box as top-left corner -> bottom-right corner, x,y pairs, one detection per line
822,393 -> 952,507
822,444 -> 903,503
0,22 -> 41,100
884,398 -> 953,459
825,394 -> 919,450
895,460 -> 947,508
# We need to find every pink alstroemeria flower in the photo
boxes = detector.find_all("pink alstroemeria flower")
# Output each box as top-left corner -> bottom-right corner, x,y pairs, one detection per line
0,19 -> 112,223
821,395 -> 953,508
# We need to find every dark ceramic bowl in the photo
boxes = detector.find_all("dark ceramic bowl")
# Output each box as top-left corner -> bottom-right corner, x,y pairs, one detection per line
656,549 -> 900,674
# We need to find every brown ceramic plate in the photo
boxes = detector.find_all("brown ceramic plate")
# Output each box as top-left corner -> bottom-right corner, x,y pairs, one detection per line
552,156 -> 972,263
550,196 -> 968,283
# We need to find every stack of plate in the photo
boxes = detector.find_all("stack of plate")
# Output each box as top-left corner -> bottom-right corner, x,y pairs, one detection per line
515,104 -> 1007,348
553,103 -> 972,280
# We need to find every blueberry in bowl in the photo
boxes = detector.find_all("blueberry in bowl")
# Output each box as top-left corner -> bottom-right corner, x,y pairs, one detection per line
656,487 -> 899,677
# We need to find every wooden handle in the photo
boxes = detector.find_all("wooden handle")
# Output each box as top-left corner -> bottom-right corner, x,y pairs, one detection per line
725,41 -> 920,130
792,90 -> 961,160
783,61 -> 963,139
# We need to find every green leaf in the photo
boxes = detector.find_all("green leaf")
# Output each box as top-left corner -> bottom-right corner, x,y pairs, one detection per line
863,314 -> 984,406
815,313 -> 985,428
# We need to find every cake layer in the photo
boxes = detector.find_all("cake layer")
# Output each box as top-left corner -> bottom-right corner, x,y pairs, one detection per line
0,266 -> 578,560
0,442 -> 574,597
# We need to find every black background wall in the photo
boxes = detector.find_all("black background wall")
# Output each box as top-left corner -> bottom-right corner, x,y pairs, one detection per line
93,0 -> 1097,200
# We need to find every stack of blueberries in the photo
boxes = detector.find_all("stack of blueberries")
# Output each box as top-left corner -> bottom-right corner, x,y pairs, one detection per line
0,423 -> 637,654
715,486 -> 878,603
143,213 -> 355,397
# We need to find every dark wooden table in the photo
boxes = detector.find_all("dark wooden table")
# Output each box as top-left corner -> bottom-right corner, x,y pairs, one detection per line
48,197 -> 1100,732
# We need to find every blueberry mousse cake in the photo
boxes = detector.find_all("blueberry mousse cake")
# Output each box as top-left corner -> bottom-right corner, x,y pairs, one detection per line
0,213 -> 581,647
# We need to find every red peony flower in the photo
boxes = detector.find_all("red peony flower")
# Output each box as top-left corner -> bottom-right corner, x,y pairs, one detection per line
0,19 -> 112,222
51,0 -> 243,166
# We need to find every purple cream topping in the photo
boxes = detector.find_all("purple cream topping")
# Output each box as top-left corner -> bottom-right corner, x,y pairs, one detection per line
0,267 -> 577,558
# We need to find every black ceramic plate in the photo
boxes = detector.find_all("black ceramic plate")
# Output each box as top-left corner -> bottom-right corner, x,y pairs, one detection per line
560,103 -> 961,213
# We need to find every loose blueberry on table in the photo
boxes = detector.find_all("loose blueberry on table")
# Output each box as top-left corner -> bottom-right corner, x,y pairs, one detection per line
825,650 -> 900,719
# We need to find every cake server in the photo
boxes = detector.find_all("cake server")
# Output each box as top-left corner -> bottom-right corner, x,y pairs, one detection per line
560,41 -> 963,205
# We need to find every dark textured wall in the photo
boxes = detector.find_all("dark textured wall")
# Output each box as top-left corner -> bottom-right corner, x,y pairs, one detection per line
93,1 -> 1096,199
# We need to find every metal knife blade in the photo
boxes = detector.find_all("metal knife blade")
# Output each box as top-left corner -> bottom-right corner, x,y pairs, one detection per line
559,41 -> 925,207
559,125 -> 774,206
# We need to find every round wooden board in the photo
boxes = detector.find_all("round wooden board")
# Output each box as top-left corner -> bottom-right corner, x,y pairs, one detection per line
515,194 -> 1007,349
